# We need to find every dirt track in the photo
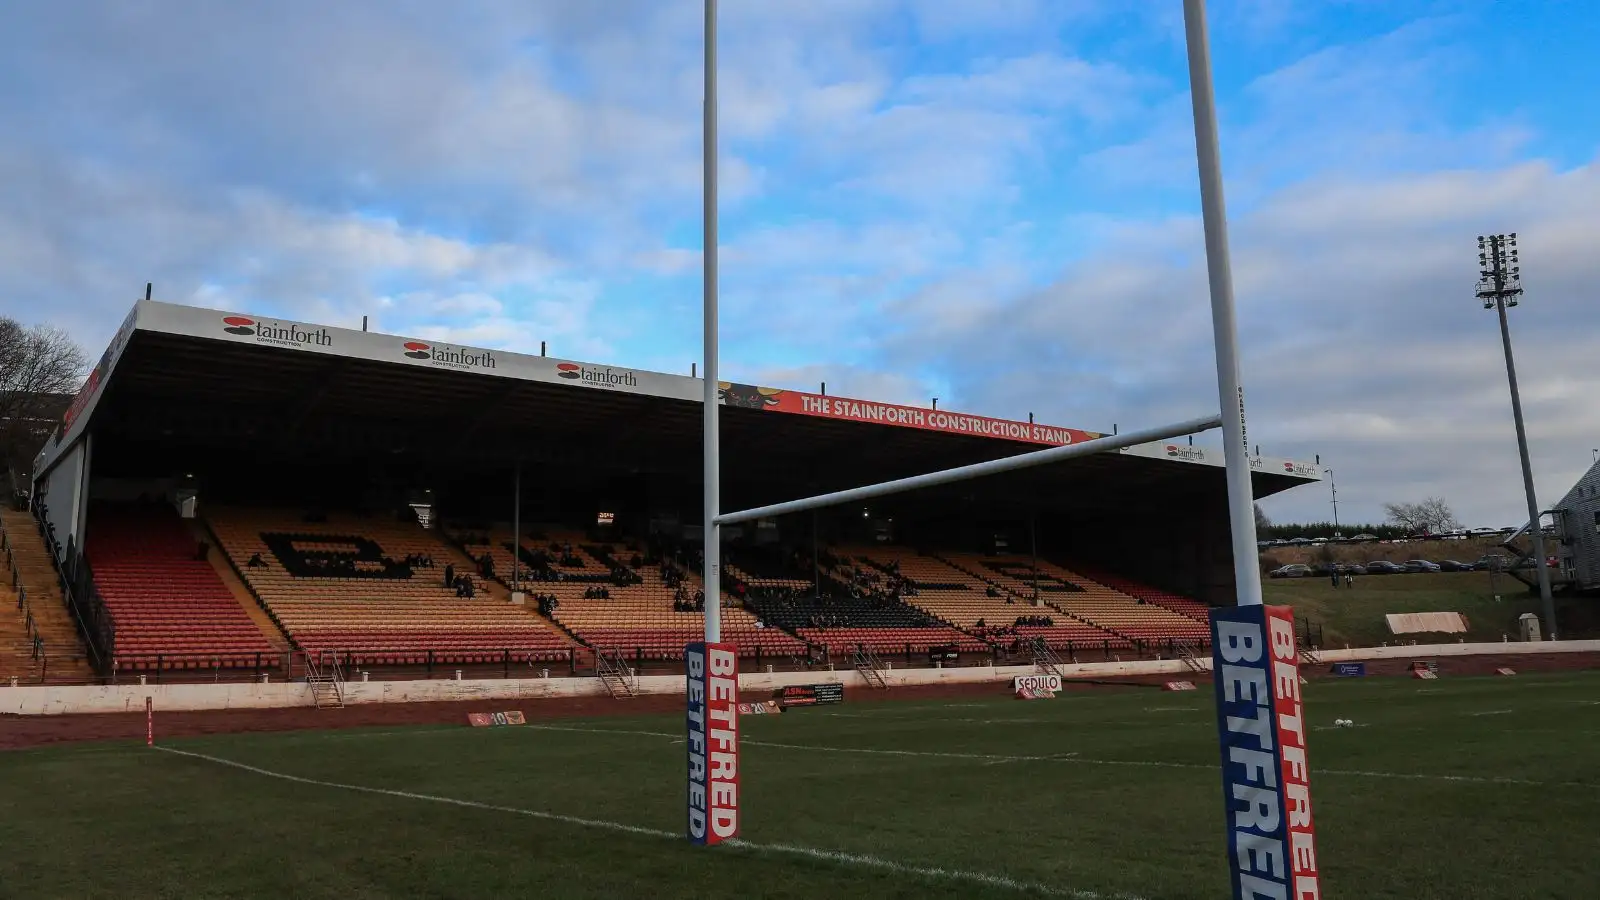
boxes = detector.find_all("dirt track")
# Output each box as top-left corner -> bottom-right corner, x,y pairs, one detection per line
5,652 -> 1596,751
0,680 -> 1025,751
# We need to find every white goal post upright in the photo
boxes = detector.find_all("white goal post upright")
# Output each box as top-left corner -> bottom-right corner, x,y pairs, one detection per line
1184,5 -> 1320,898
701,0 -> 722,647
1182,0 -> 1262,606
693,6 -> 1313,891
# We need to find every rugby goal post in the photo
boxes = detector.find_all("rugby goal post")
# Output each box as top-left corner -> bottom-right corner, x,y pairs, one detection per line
689,4 -> 1319,897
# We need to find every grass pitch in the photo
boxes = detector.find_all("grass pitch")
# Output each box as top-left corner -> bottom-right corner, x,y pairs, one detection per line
1262,571 -> 1549,647
3,673 -> 1596,899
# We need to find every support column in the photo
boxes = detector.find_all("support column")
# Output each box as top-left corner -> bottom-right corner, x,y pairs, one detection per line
511,458 -> 523,603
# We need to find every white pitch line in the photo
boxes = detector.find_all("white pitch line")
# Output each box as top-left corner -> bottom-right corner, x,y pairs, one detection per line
151,745 -> 1130,900
817,712 -> 1051,725
1468,710 -> 1514,717
744,738 -> 1071,763
384,722 -> 1600,791
527,724 -> 1070,764
528,724 -> 678,739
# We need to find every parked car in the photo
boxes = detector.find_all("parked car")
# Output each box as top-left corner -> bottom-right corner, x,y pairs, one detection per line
1269,564 -> 1313,579
1364,560 -> 1406,574
1476,554 -> 1513,571
1340,563 -> 1368,576
1404,559 -> 1441,573
1468,527 -> 1501,537
1351,533 -> 1380,542
1438,560 -> 1474,572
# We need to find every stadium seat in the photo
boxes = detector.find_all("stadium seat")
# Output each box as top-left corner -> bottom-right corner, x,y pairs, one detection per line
86,504 -> 278,671
840,546 -> 1125,652
207,510 -> 575,667
497,527 -> 810,662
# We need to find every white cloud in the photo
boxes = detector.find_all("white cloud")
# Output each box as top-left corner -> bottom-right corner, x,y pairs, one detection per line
861,156 -> 1600,527
3,0 -> 1596,537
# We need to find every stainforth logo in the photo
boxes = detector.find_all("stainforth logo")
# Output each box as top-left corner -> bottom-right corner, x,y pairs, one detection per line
399,340 -> 497,369
220,316 -> 332,348
1165,444 -> 1206,462
556,362 -> 639,388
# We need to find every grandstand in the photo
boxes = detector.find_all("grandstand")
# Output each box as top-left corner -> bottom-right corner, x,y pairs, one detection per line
22,299 -> 1320,682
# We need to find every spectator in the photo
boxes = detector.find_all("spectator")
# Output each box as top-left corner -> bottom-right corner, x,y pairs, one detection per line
247,552 -> 265,568
444,563 -> 456,588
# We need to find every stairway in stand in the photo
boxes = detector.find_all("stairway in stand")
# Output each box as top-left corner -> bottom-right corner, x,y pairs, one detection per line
1031,639 -> 1067,678
852,646 -> 889,690
0,508 -> 93,683
305,651 -> 346,709
596,650 -> 636,698
1174,640 -> 1209,675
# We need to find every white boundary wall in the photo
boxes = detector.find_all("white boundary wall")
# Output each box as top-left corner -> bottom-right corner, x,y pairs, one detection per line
5,640 -> 1597,717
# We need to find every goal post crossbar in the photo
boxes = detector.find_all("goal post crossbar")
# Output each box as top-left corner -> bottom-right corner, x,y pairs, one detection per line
714,413 -> 1223,527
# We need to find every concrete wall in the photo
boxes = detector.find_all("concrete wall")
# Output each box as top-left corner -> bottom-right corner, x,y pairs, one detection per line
37,438 -> 85,562
6,639 -> 1598,717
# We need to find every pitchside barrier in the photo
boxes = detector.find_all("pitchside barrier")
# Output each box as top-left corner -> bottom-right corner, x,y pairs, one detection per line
1210,605 -> 1320,899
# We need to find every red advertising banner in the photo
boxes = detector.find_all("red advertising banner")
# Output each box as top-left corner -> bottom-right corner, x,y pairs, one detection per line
718,383 -> 1101,447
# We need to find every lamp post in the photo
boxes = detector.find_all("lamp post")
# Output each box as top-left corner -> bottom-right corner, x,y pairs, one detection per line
1476,233 -> 1557,640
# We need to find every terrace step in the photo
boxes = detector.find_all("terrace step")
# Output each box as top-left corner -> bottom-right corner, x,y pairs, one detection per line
0,508 -> 94,684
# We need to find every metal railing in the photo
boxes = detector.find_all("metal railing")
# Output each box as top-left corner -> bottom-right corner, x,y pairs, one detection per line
19,504 -> 114,677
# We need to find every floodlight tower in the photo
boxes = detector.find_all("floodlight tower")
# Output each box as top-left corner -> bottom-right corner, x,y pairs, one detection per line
1476,233 -> 1557,639
1324,467 -> 1339,532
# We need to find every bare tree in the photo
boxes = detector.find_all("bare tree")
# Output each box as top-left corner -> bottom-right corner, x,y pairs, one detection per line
1383,497 -> 1460,536
1254,503 -> 1271,531
0,318 -> 88,480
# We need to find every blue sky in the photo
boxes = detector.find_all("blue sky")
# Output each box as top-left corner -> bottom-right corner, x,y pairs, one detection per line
2,0 -> 1598,528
